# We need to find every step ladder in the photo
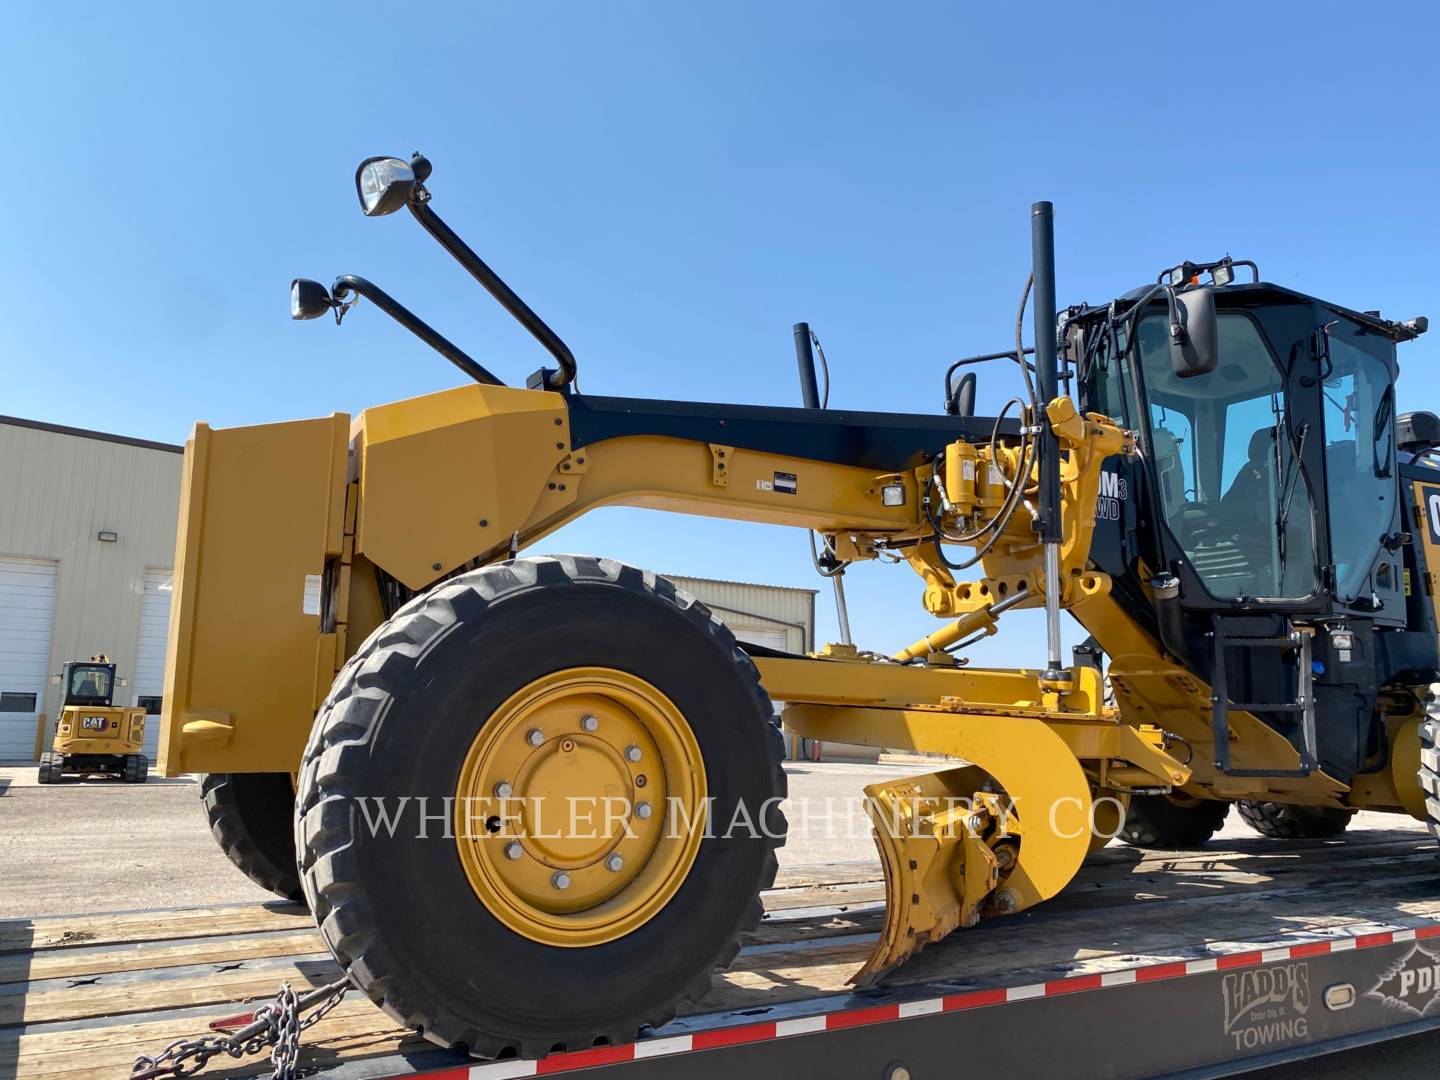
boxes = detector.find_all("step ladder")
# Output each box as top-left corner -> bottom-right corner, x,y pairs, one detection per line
1209,617 -> 1318,777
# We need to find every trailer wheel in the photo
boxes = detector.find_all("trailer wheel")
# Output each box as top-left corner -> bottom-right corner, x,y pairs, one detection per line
296,556 -> 787,1059
1235,799 -> 1352,839
201,773 -> 304,902
1118,791 -> 1229,849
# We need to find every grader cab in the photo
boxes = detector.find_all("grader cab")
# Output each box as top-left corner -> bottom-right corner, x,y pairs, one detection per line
159,153 -> 1434,1059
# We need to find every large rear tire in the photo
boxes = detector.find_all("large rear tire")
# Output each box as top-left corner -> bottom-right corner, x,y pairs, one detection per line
296,556 -> 787,1058
200,773 -> 304,902
1119,791 -> 1229,849
1236,799 -> 1353,839
1419,698 -> 1440,844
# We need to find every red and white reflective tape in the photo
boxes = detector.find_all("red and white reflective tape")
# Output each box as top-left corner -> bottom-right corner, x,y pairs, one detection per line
397,923 -> 1440,1080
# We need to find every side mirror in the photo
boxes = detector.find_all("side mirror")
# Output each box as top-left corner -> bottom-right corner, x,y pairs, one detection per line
355,156 -> 415,217
1170,286 -> 1219,378
946,371 -> 977,417
290,278 -> 333,320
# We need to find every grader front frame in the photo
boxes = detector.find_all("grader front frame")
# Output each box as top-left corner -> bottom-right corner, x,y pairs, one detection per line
159,153 -> 1433,1058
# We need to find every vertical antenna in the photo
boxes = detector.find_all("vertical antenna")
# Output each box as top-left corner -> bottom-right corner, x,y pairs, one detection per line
794,322 -> 852,647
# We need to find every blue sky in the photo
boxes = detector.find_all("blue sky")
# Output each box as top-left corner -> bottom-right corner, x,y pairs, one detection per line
4,2 -> 1438,659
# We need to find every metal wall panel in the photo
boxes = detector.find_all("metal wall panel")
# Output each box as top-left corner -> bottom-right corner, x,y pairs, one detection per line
667,574 -> 816,655
0,421 -> 182,745
0,556 -> 58,759
132,567 -> 173,760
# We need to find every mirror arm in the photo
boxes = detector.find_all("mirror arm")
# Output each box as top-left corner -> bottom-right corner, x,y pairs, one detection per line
331,275 -> 505,387
406,200 -> 577,390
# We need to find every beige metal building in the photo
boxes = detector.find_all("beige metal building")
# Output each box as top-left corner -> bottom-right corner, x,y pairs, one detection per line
0,417 -> 182,760
667,574 -> 815,656
0,415 -> 815,761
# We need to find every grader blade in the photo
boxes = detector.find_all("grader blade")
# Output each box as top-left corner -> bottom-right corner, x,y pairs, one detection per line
852,765 -> 1009,988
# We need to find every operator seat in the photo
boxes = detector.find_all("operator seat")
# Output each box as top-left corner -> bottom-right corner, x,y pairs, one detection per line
1221,427 -> 1278,519
1203,426 -> 1279,592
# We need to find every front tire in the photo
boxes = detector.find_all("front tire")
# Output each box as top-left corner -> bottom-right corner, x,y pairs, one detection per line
1119,791 -> 1229,849
1236,799 -> 1353,839
296,556 -> 787,1058
201,773 -> 304,901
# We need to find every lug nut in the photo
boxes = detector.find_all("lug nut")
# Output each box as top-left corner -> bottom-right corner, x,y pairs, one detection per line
580,714 -> 598,732
625,745 -> 642,762
526,728 -> 545,747
606,854 -> 624,872
635,801 -> 653,820
504,842 -> 523,860
551,872 -> 570,890
494,781 -> 514,799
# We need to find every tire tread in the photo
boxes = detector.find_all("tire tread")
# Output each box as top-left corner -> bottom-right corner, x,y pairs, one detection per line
296,555 -> 787,1058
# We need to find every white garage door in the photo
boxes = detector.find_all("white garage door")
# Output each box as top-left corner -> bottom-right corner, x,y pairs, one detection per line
730,625 -> 790,653
132,568 -> 173,761
0,556 -> 58,761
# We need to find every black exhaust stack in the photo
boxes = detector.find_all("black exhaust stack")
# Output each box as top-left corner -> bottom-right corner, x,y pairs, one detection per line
1030,201 -> 1066,684
793,322 -> 822,410
1031,201 -> 1060,545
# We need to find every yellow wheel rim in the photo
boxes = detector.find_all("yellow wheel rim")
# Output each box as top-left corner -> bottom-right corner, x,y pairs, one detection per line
455,667 -> 707,947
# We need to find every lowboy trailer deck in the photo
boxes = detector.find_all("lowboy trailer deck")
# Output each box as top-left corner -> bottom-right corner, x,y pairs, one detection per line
6,819 -> 1440,1079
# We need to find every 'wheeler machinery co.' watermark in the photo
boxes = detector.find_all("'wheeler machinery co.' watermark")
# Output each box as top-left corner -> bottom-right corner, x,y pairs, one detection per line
347,793 -> 1131,843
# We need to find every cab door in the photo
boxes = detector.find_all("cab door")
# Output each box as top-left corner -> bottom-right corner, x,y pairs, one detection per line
1316,315 -> 1403,622
1132,301 -> 1327,612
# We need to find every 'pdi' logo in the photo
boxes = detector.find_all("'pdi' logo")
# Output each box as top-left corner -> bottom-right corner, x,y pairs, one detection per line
1367,943 -> 1440,1018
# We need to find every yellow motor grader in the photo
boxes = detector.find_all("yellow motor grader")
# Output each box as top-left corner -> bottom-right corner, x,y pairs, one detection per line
159,153 -> 1436,1058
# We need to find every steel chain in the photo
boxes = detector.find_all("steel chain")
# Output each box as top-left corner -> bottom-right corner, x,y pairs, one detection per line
131,978 -> 349,1080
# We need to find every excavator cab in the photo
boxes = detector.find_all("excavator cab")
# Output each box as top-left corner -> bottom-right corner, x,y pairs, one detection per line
62,661 -> 116,707
1073,264 -> 1431,783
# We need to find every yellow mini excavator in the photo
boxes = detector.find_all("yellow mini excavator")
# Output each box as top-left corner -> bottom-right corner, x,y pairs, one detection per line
159,152 -> 1435,1058
39,655 -> 149,783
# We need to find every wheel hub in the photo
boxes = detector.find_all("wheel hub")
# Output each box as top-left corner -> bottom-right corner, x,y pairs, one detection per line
455,667 -> 706,946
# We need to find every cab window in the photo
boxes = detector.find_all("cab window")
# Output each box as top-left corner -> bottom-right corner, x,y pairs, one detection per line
68,666 -> 112,701
1321,319 -> 1397,600
1136,312 -> 1316,600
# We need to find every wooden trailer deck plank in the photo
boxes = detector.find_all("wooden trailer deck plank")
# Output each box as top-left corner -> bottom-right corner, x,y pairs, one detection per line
0,903 -> 313,955
0,928 -> 323,985
3,998 -> 417,1078
1,955 -> 340,1026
